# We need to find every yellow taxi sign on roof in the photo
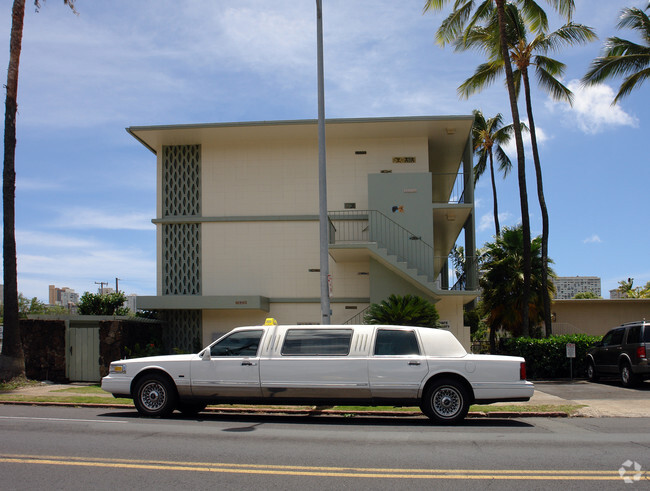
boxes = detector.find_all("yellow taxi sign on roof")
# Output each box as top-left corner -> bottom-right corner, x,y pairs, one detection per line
264,318 -> 278,326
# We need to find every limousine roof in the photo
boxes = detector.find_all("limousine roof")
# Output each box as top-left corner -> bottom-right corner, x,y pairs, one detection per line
248,320 -> 467,358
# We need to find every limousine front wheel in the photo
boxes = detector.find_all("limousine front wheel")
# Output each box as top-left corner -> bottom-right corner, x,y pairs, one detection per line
421,379 -> 470,425
133,373 -> 177,418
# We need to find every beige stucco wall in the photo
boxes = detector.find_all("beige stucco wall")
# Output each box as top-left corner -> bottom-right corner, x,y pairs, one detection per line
201,221 -> 369,298
200,136 -> 429,216
551,299 -> 650,336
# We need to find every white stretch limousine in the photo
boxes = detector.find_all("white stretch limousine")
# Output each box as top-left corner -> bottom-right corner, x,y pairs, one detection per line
101,319 -> 533,424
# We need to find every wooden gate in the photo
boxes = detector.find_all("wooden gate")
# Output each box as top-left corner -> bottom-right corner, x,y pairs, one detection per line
66,324 -> 100,382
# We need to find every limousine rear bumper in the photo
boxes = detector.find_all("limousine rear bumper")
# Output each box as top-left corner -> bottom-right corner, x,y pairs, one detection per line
471,381 -> 535,404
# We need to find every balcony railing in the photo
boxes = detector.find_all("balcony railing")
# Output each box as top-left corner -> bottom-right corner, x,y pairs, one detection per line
329,210 -> 478,292
329,210 -> 435,282
433,172 -> 468,204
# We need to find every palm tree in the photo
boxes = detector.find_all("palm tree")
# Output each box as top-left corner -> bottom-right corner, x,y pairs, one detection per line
423,0 -> 575,337
364,294 -> 440,328
480,226 -> 555,352
1,0 -> 76,381
582,3 -> 650,103
471,110 -> 517,237
453,5 -> 595,337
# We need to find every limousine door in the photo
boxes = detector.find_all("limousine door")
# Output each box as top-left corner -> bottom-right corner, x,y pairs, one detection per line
369,329 -> 428,399
191,329 -> 263,398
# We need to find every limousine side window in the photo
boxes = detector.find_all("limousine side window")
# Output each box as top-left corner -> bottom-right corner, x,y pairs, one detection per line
281,329 -> 353,356
374,329 -> 420,356
210,330 -> 264,357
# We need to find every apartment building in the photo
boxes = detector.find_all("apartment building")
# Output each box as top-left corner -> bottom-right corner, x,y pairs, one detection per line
130,116 -> 479,350
553,276 -> 602,300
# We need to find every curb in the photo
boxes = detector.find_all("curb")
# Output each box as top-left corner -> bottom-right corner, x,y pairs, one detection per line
0,400 -> 570,418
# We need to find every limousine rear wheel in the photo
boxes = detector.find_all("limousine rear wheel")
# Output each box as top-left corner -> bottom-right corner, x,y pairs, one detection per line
133,373 -> 177,418
421,378 -> 470,425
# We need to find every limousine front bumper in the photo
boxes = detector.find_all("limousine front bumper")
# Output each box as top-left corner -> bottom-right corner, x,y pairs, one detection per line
471,381 -> 535,404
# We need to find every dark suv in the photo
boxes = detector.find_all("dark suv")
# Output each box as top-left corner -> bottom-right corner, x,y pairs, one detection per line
586,321 -> 650,387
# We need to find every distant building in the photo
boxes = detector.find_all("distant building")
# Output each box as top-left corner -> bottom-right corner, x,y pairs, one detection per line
553,276 -> 601,300
48,285 -> 79,307
609,288 -> 625,299
125,294 -> 137,313
98,287 -> 115,296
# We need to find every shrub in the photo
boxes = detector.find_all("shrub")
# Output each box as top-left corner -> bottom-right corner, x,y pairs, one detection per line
498,334 -> 602,379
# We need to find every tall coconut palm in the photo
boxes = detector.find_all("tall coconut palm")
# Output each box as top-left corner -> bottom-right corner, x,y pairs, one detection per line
480,226 -> 555,352
424,0 -> 574,337
453,5 -> 595,337
472,110 -> 517,237
1,0 -> 76,381
582,3 -> 650,104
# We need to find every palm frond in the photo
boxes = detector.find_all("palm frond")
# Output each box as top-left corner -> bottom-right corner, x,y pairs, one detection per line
517,0 -> 549,33
614,66 -> 650,103
533,54 -> 566,77
535,64 -> 573,103
473,151 -> 488,185
458,60 -> 504,98
616,6 -> 650,42
494,146 -> 513,177
435,2 -> 476,46
541,22 -> 597,52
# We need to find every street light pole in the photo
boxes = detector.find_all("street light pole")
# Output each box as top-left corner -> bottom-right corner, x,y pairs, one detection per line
316,0 -> 330,325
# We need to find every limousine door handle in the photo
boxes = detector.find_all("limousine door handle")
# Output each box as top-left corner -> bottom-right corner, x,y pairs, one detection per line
241,361 -> 257,366
408,361 -> 421,366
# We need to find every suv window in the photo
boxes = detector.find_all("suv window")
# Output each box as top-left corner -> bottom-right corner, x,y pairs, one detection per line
374,329 -> 420,356
627,325 -> 642,344
281,329 -> 353,356
606,328 -> 625,346
210,330 -> 263,357
644,325 -> 650,343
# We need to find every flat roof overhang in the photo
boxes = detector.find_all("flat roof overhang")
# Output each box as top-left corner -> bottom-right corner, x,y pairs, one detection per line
127,115 -> 473,159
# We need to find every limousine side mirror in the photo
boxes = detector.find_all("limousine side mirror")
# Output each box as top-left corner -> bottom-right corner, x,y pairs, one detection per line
200,349 -> 211,361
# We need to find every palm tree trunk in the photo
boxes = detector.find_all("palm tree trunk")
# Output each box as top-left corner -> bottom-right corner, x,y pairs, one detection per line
1,0 -> 26,381
521,69 -> 552,337
495,0 -> 531,337
488,149 -> 501,237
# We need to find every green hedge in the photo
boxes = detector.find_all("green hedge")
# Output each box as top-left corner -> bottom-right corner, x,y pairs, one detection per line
498,334 -> 603,380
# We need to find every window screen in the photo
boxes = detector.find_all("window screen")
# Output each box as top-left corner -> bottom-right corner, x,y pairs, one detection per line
281,329 -> 353,356
374,329 -> 420,356
210,330 -> 263,357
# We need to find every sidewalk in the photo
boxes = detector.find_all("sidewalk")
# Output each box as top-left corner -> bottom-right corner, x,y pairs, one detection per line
2,381 -> 649,418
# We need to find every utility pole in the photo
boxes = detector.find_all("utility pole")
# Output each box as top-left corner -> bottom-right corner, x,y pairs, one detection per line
316,0 -> 330,325
95,281 -> 108,295
115,278 -> 121,293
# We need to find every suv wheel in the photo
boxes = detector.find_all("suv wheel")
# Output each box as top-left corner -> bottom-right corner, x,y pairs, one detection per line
620,362 -> 637,388
586,360 -> 599,382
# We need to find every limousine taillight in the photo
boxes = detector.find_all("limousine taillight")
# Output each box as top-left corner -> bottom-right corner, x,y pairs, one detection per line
520,362 -> 527,380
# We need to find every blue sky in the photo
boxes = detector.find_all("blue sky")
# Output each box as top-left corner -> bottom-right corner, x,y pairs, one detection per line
1,0 -> 648,301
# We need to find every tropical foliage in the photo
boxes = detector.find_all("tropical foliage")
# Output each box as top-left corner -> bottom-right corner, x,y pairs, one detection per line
424,0 -> 577,337
573,291 -> 600,299
479,226 -> 556,351
77,291 -> 130,316
471,110 -> 516,237
364,294 -> 440,328
617,278 -> 650,298
583,2 -> 650,103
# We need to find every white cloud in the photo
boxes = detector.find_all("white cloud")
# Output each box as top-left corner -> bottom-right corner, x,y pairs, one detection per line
502,120 -> 550,158
583,234 -> 602,244
53,208 -> 155,231
546,80 -> 639,134
478,212 -> 514,233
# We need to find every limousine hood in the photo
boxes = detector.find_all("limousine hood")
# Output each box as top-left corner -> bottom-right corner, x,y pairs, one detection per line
122,354 -> 198,364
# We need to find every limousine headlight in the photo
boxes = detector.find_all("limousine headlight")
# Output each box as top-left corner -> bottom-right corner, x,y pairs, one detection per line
109,363 -> 127,375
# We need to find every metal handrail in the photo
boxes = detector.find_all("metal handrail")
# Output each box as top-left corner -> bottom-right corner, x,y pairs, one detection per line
329,210 -> 435,282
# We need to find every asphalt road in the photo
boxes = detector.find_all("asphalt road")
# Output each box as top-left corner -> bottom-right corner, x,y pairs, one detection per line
1,404 -> 649,490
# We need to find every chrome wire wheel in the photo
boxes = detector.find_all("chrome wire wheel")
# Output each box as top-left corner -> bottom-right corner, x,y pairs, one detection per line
432,385 -> 463,419
133,374 -> 177,417
140,380 -> 167,411
421,378 -> 470,425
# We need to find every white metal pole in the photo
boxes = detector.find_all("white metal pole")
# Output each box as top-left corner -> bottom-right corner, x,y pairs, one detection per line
316,0 -> 330,324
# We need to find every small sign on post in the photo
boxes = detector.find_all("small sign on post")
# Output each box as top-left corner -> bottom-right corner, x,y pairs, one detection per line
566,343 -> 576,380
